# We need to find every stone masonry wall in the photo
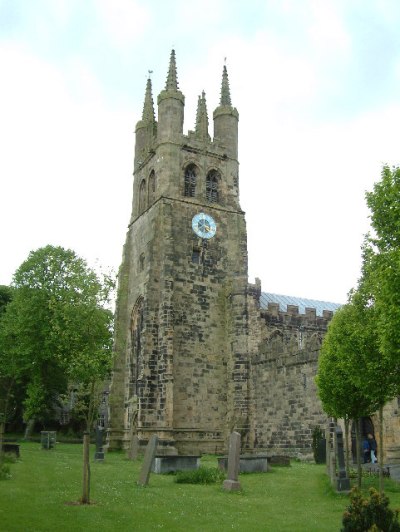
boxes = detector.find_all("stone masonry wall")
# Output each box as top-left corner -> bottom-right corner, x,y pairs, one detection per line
251,304 -> 332,458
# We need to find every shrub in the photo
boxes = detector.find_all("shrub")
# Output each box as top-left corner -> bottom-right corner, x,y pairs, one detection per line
175,466 -> 225,484
342,487 -> 400,531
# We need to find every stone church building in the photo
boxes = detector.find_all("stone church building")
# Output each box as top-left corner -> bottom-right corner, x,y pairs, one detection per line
107,51 -> 399,460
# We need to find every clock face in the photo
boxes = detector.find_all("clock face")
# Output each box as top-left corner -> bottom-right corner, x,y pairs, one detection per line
192,213 -> 217,239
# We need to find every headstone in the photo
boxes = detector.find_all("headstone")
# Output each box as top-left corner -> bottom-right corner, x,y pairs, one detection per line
128,435 -> 139,460
40,431 -> 56,450
127,395 -> 139,460
138,435 -> 158,486
223,431 -> 242,491
335,426 -> 350,492
94,426 -> 105,461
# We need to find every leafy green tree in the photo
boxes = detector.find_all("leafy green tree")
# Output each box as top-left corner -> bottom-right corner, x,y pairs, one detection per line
316,300 -> 379,487
0,285 -> 12,315
359,165 -> 400,490
365,165 -> 400,385
318,165 -> 400,493
0,245 -> 114,503
0,284 -> 24,435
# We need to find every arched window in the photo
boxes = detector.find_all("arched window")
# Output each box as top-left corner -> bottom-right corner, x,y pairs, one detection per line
139,253 -> 145,272
184,165 -> 197,197
148,171 -> 156,204
206,170 -> 219,203
129,298 -> 144,399
139,179 -> 146,213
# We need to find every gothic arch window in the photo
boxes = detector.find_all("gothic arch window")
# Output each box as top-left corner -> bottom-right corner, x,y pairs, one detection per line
269,329 -> 284,356
128,297 -> 144,399
139,253 -> 145,272
139,179 -> 146,213
206,170 -> 220,203
148,171 -> 156,204
184,164 -> 197,197
306,332 -> 322,353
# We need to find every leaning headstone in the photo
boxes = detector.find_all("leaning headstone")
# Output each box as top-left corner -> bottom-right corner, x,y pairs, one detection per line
335,425 -> 350,492
137,435 -> 158,487
94,426 -> 105,461
223,431 -> 241,491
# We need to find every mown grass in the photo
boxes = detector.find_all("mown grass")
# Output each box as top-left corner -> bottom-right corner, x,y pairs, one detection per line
1,442 -> 400,531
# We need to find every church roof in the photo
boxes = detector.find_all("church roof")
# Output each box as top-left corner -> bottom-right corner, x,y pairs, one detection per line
260,292 -> 342,317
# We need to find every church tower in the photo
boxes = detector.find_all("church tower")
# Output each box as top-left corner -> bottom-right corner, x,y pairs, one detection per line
108,51 -> 251,454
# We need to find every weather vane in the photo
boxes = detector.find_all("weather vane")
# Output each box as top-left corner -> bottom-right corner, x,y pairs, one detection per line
148,70 -> 153,79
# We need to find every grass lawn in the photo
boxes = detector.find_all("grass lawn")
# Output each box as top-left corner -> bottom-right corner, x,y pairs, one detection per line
2,442 -> 400,531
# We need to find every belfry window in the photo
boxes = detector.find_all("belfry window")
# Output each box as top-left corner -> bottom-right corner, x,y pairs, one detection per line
139,253 -> 145,272
184,165 -> 197,197
148,171 -> 156,204
129,298 -> 144,399
206,170 -> 219,203
139,179 -> 146,213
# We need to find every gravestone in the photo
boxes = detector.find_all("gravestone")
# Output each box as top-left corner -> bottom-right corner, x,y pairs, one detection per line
128,435 -> 139,460
40,431 -> 56,450
222,431 -> 242,491
127,396 -> 139,460
138,435 -> 158,486
94,426 -> 105,461
335,425 -> 350,492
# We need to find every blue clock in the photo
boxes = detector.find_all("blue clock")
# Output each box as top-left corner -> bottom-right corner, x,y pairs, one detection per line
192,212 -> 217,239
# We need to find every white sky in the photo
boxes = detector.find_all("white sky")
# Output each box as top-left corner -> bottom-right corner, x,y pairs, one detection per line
1,0 -> 400,304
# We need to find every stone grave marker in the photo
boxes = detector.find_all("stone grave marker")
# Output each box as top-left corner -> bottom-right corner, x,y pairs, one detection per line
223,431 -> 241,491
94,426 -> 105,461
137,435 -> 158,487
335,425 -> 350,492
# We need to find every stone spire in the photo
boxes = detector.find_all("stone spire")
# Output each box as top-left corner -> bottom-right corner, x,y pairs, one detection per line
195,91 -> 209,140
157,50 -> 185,141
165,49 -> 179,91
142,76 -> 155,124
220,64 -> 232,106
134,74 -> 157,166
213,61 -> 238,159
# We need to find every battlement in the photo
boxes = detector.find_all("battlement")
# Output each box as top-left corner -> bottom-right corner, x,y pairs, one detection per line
259,291 -> 340,318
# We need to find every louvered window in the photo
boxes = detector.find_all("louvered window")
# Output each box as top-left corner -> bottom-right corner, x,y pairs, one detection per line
206,170 -> 219,203
184,165 -> 196,197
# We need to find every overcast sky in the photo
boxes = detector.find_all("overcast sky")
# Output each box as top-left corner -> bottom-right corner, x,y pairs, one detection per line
1,0 -> 400,304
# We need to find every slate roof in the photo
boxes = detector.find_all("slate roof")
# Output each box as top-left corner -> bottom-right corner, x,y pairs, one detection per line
260,292 -> 342,317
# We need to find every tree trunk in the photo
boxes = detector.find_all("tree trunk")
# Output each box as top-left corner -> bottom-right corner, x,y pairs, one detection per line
344,418 -> 350,477
379,404 -> 384,494
81,431 -> 90,504
355,417 -> 362,489
24,418 -> 35,440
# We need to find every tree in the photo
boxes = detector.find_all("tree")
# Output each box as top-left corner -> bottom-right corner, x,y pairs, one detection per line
365,165 -> 400,385
316,300 -> 379,487
317,165 -> 400,493
361,165 -> 400,491
0,245 -> 114,503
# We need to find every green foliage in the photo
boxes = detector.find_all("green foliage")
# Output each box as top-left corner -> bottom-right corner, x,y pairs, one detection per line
174,466 -> 225,484
0,245 -> 114,426
362,165 -> 400,400
316,300 -> 379,421
342,488 -> 400,531
0,285 -> 12,315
